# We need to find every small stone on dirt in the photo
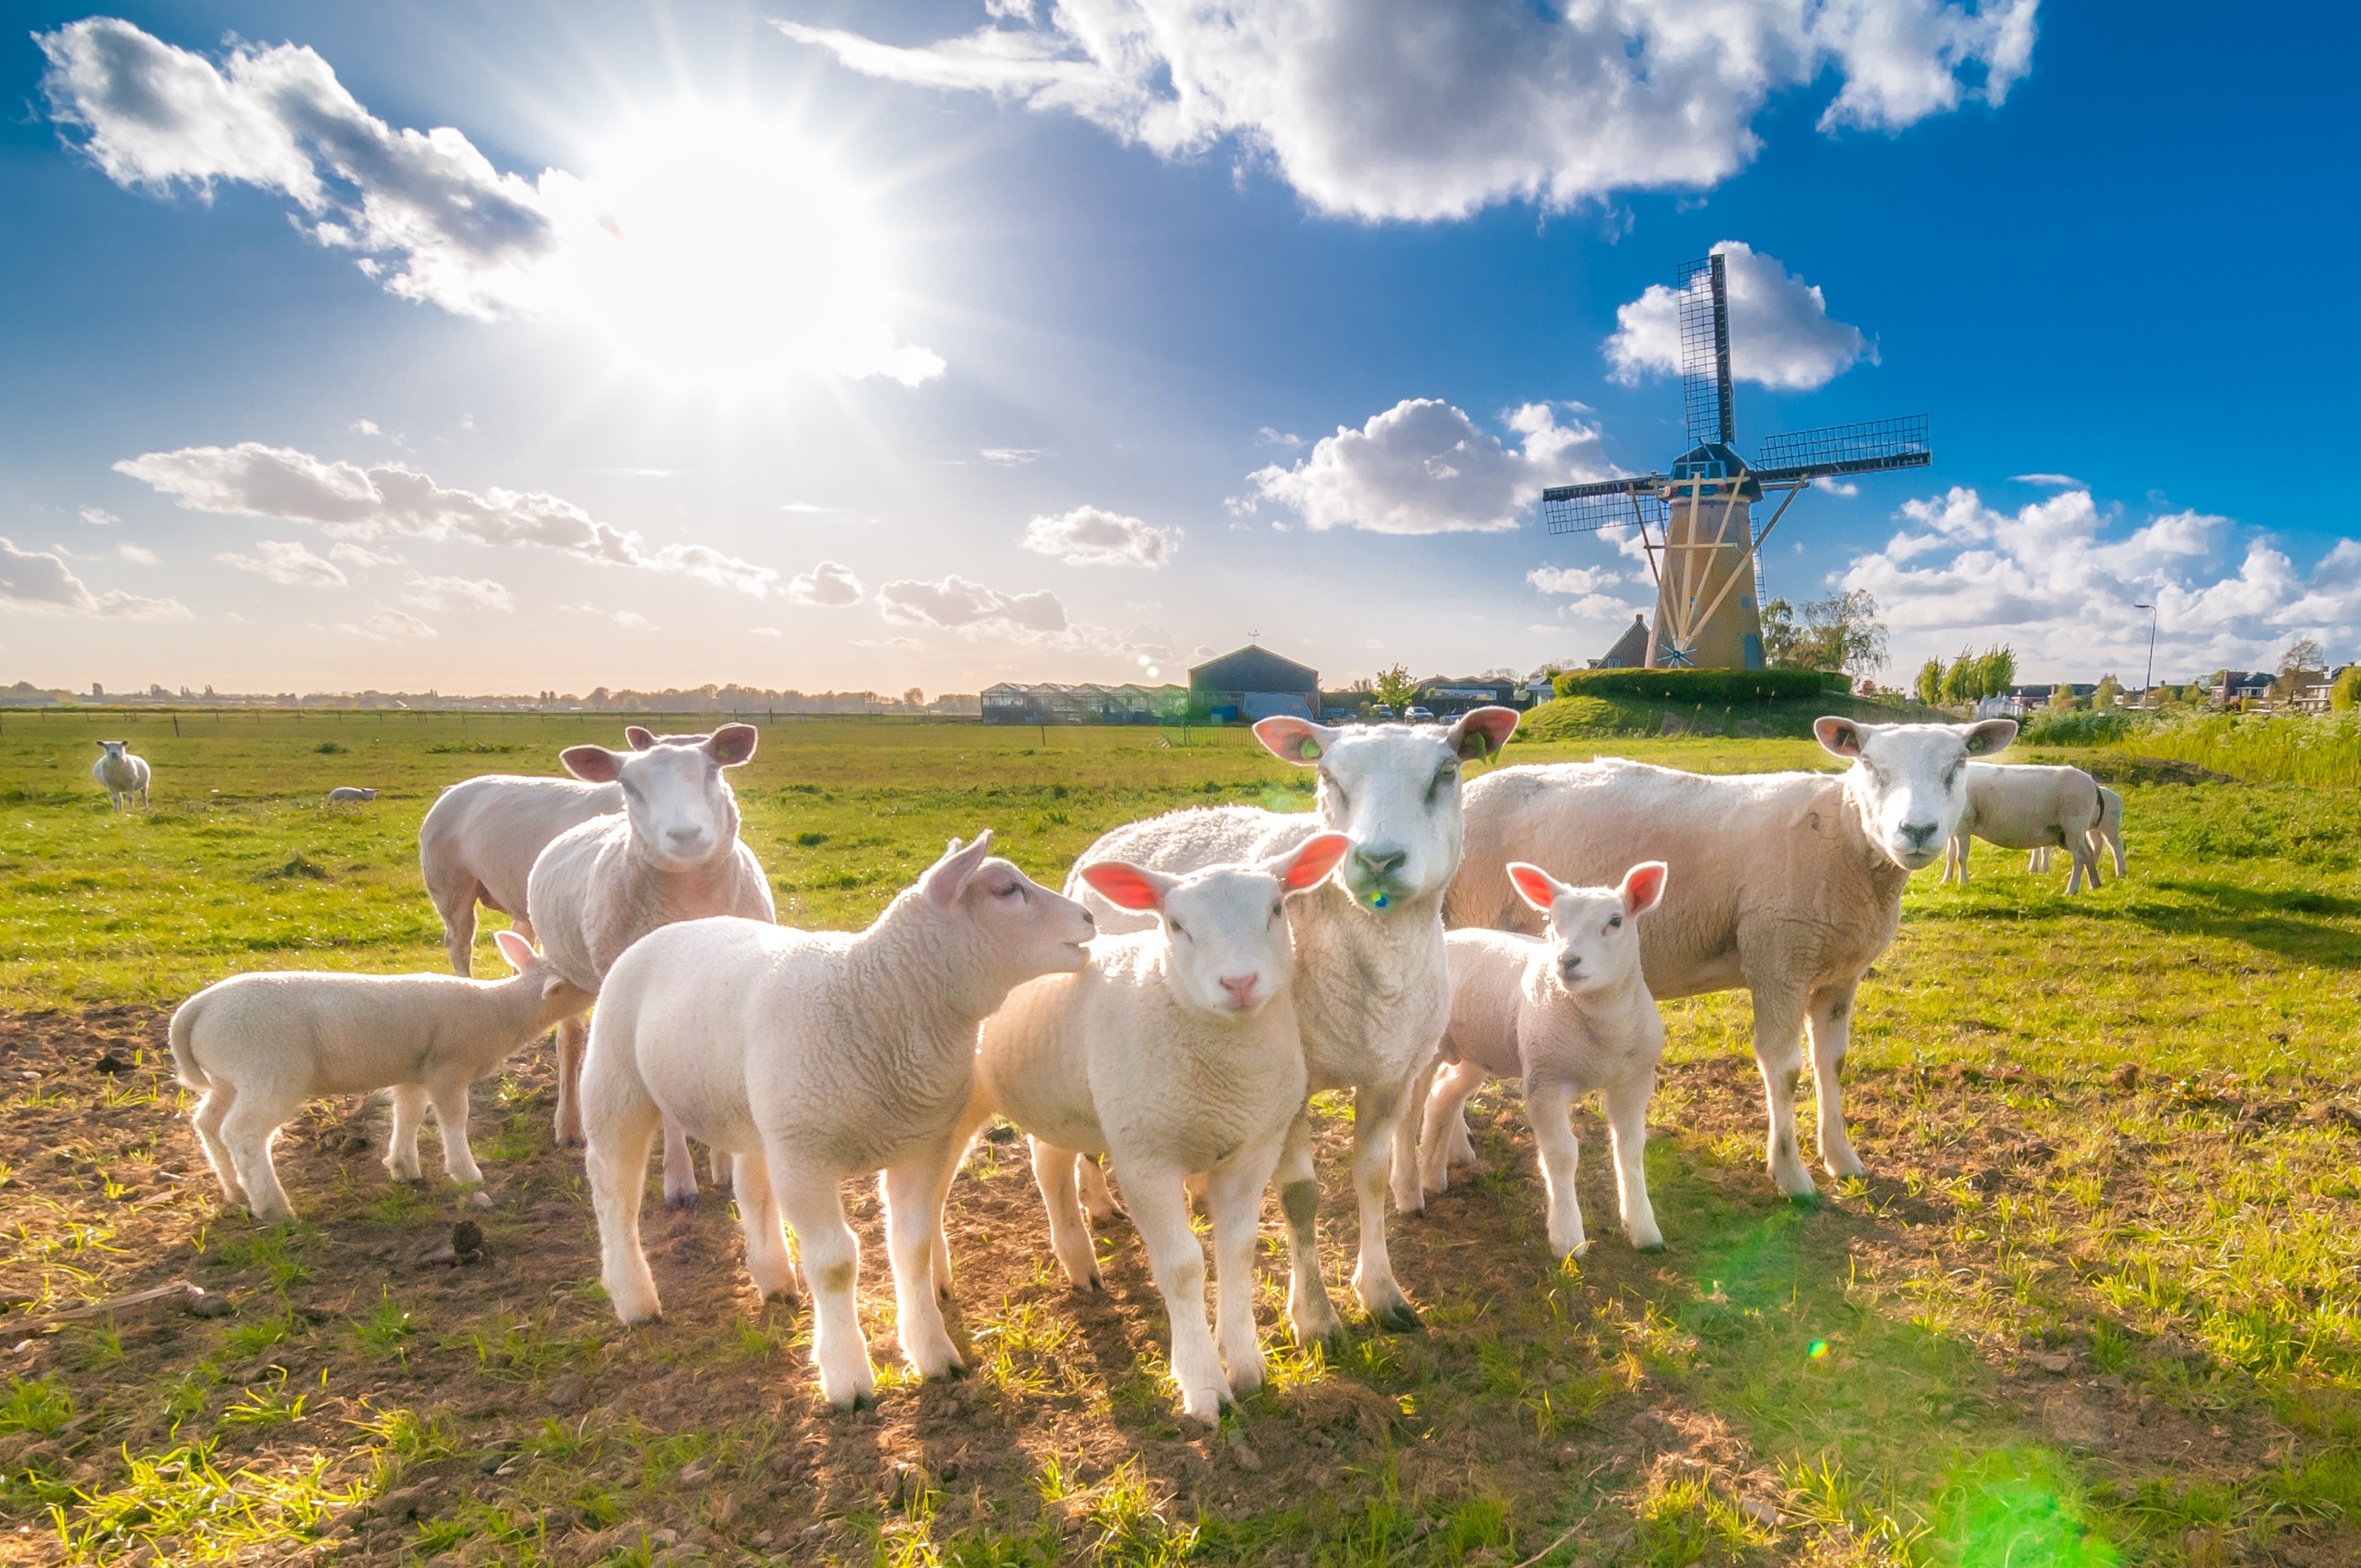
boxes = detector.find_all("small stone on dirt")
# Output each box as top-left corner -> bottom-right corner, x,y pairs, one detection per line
2031,1351 -> 2073,1374
1739,1497 -> 1782,1530
677,1458 -> 712,1485
184,1291 -> 234,1320
2111,1062 -> 2140,1091
547,1372 -> 591,1411
470,1190 -> 492,1209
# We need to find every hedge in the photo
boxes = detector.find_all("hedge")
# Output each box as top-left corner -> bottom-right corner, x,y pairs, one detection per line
1550,668 -> 1845,704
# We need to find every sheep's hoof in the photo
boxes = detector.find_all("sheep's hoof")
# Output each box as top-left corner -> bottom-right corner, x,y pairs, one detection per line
832,1390 -> 878,1413
664,1191 -> 697,1212
932,1360 -> 970,1382
1369,1301 -> 1423,1334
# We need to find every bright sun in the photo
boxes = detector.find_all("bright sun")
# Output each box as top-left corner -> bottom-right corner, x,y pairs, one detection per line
557,110 -> 941,394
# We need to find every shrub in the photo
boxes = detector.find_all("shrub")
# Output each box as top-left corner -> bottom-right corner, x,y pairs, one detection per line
1551,668 -> 1840,704
2017,709 -> 2135,746
2333,668 -> 2361,712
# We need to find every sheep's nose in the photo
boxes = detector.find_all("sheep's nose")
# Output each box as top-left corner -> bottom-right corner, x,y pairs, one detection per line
665,827 -> 709,852
1560,955 -> 1583,979
1219,975 -> 1260,1008
1355,847 -> 1406,879
1899,820 -> 1941,848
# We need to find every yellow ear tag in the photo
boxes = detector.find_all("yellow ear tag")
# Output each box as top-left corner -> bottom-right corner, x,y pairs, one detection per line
1298,738 -> 1321,761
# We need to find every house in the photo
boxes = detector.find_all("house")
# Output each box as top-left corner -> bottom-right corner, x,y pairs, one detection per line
2212,670 -> 2275,707
1590,615 -> 1650,670
1415,676 -> 1528,716
2295,664 -> 2354,713
1189,645 -> 1319,724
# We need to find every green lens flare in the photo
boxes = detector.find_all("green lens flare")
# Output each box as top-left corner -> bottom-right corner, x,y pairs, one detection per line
1370,891 -> 1390,910
1807,1339 -> 1830,1360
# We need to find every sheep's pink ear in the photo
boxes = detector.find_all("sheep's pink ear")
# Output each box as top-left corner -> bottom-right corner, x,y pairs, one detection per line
707,724 -> 759,767
923,832 -> 995,908
561,745 -> 622,783
1619,861 -> 1669,917
1446,706 -> 1519,763
1253,716 -> 1340,766
624,726 -> 659,751
1078,861 -> 1171,912
1813,716 -> 1864,759
1274,832 -> 1352,893
1507,861 -> 1565,912
1963,719 -> 2016,757
492,929 -> 537,972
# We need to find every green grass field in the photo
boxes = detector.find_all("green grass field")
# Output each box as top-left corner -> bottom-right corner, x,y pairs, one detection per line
0,709 -> 2357,1567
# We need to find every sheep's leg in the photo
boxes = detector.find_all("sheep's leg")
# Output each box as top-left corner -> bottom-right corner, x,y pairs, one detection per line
383,1085 -> 428,1182
707,1143 -> 731,1190
2103,825 -> 2126,878
731,1151 -> 801,1306
553,1014 -> 588,1147
1417,1059 -> 1486,1195
1114,1160 -> 1227,1425
882,1151 -> 966,1380
436,890 -> 479,977
769,1158 -> 875,1410
582,1070 -> 663,1324
1749,983 -> 1818,1198
426,1075 -> 482,1185
1031,1137 -> 1103,1290
1077,1154 -> 1120,1220
661,1122 -> 698,1210
1526,1079 -> 1587,1259
2069,829 -> 2101,893
190,1086 -> 247,1208
927,1098 -> 994,1301
1272,1110 -> 1342,1347
1390,1052 -> 1437,1215
1805,981 -> 1865,1182
1350,1076 -> 1420,1330
220,1100 -> 295,1223
1603,1070 -> 1664,1250
1205,1129 -> 1286,1395
1444,1103 -> 1478,1171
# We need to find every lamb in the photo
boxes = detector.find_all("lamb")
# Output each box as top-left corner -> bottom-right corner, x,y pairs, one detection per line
579,833 -> 1095,1410
2030,784 -> 2125,878
1939,762 -> 2104,892
527,726 -> 772,1193
91,741 -> 150,811
167,930 -> 593,1221
326,786 -> 379,802
1448,717 -> 2015,1199
1417,862 -> 1669,1260
1071,707 -> 1521,1340
939,832 -> 1350,1424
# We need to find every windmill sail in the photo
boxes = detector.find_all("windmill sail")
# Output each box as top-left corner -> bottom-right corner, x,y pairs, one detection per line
1754,415 -> 1930,484
1680,253 -> 1735,446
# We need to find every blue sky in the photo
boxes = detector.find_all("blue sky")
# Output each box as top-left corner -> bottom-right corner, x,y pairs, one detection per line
4,1 -> 2356,697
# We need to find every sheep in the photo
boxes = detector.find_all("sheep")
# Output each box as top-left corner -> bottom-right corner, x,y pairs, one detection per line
417,728 -> 705,975
579,833 -> 1096,1410
939,832 -> 1350,1424
167,930 -> 593,1221
1448,716 -> 2016,1199
527,726 -> 772,1197
2029,784 -> 2125,878
1070,707 -> 1522,1340
1417,862 -> 1669,1260
1939,762 -> 2104,892
326,786 -> 379,802
91,741 -> 149,811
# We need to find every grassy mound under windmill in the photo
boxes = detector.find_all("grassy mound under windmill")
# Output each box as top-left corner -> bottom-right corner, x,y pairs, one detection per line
1515,670 -> 1943,744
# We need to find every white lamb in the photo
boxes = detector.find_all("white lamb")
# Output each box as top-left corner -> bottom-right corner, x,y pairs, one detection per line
1072,707 -> 1521,1340
91,741 -> 150,811
1939,762 -> 2104,892
939,831 -> 1350,1424
326,786 -> 379,802
2030,784 -> 2125,878
528,726 -> 771,1196
167,930 -> 593,1221
1417,862 -> 1668,1260
579,834 -> 1095,1410
1449,717 -> 2015,1199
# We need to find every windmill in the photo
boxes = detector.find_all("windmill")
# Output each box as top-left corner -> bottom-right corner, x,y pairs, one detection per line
1541,252 -> 1930,669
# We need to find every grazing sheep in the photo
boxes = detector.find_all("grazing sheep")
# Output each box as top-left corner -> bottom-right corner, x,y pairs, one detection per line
326,786 -> 378,802
579,834 -> 1095,1410
91,741 -> 149,811
1940,762 -> 2104,892
2030,784 -> 2125,878
1449,717 -> 2015,1199
1071,707 -> 1522,1340
527,726 -> 772,1189
418,728 -> 705,975
944,832 -> 1350,1424
167,930 -> 593,1221
1417,862 -> 1668,1258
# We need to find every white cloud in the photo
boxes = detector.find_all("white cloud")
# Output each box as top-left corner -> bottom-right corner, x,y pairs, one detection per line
350,419 -> 382,436
1256,427 -> 1303,448
1526,564 -> 1620,596
116,543 -> 158,565
2011,472 -> 2083,488
1021,506 -> 1177,568
981,448 -> 1041,466
340,607 -> 436,641
329,541 -> 405,569
116,442 -> 779,596
217,538 -> 347,587
37,18 -> 940,383
557,603 -> 654,629
1605,242 -> 1871,392
878,574 -> 1069,635
778,501 -> 835,514
0,536 -> 188,619
1247,400 -> 1603,535
402,573 -> 513,612
79,506 -> 117,526
779,1 -> 2034,223
787,560 -> 864,608
749,626 -> 784,637
1838,486 -> 2361,675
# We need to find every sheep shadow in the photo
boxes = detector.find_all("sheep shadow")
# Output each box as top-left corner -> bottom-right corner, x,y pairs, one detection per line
2117,879 -> 2361,970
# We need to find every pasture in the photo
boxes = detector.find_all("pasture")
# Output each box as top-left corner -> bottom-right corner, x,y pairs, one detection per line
0,710 -> 2357,1567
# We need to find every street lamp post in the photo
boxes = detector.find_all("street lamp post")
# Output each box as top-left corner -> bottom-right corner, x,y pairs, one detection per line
2133,601 -> 2159,704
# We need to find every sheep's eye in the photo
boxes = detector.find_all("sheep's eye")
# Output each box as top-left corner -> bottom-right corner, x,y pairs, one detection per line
996,882 -> 1022,899
1607,914 -> 1623,929
1270,902 -> 1284,921
1168,919 -> 1187,938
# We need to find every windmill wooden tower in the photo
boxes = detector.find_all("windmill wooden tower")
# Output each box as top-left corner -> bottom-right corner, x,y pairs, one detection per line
1542,252 -> 1931,668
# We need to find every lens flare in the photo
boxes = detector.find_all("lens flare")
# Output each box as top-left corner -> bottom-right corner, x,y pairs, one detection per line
1806,1339 -> 1830,1360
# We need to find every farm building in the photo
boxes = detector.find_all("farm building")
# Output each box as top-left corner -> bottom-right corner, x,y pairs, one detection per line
1415,676 -> 1531,716
1189,645 -> 1318,723
980,683 -> 1188,725
1591,615 -> 1650,670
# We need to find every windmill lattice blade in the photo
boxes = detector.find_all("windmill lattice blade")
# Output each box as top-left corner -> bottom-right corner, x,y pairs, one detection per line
1678,254 -> 1734,446
1753,415 -> 1930,483
1541,482 -> 1666,535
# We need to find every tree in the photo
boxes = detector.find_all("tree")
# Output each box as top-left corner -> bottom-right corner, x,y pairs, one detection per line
1915,658 -> 1944,706
2333,667 -> 2361,712
2093,673 -> 2122,709
1939,650 -> 1976,705
1976,645 -> 2017,699
1373,663 -> 1419,711
1763,590 -> 1889,676
2279,634 -> 2325,681
903,687 -> 925,708
1759,598 -> 1802,666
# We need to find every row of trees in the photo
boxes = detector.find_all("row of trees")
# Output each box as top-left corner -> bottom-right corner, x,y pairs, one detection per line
1913,646 -> 2019,707
1758,590 -> 1888,678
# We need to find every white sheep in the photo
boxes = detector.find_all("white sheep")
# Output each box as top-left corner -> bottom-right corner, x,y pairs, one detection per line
326,786 -> 379,802
941,832 -> 1350,1424
527,726 -> 772,1197
2029,784 -> 2125,878
1417,861 -> 1668,1259
1939,762 -> 2104,892
579,834 -> 1095,1410
91,741 -> 150,811
1071,707 -> 1521,1340
167,930 -> 593,1221
1449,717 -> 2015,1199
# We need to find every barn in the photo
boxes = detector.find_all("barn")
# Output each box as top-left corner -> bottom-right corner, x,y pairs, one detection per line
1189,645 -> 1319,724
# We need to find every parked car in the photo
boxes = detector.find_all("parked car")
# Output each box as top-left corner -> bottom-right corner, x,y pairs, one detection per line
1369,704 -> 1397,720
1404,705 -> 1435,722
